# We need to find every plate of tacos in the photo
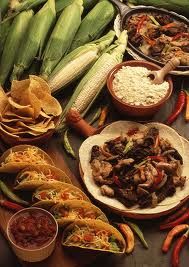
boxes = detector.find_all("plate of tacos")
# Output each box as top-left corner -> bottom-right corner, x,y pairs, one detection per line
62,219 -> 126,253
79,121 -> 189,218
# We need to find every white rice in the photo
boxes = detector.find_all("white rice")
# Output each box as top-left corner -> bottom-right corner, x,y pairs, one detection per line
112,66 -> 169,106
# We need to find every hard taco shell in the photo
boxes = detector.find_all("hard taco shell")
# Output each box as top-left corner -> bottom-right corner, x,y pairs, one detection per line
62,219 -> 126,253
14,164 -> 72,190
50,200 -> 108,226
0,145 -> 54,173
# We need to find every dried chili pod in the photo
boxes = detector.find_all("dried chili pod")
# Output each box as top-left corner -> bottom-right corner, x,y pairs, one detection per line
117,223 -> 135,254
0,200 -> 24,212
160,209 -> 189,230
162,224 -> 189,253
172,228 -> 189,267
98,106 -> 109,127
162,206 -> 188,225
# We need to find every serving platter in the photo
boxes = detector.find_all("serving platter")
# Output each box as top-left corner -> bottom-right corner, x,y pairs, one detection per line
79,121 -> 189,219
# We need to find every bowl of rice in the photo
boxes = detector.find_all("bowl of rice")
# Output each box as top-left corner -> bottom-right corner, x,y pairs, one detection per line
107,60 -> 173,118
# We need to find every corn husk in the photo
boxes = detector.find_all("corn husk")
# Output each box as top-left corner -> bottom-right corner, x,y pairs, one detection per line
40,0 -> 83,80
9,0 -> 47,13
11,0 -> 56,81
0,10 -> 34,86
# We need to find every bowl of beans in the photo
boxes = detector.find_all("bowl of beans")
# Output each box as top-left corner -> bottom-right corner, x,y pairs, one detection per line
107,60 -> 173,118
6,207 -> 58,262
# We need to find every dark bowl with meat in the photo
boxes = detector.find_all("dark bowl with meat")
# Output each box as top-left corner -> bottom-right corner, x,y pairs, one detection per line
123,7 -> 189,70
6,207 -> 58,262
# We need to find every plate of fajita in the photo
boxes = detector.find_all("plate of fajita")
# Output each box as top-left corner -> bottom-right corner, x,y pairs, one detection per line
79,121 -> 189,219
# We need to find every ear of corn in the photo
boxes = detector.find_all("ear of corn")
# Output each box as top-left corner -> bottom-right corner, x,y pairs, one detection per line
48,30 -> 115,94
57,30 -> 128,133
0,10 -> 34,86
69,0 -> 115,52
9,0 -> 47,13
40,0 -> 83,80
11,0 -> 56,81
0,19 -> 12,58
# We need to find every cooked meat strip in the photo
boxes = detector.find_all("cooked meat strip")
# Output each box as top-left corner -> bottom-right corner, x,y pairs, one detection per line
173,176 -> 186,188
154,14 -> 173,26
162,149 -> 183,164
137,187 -> 150,197
149,40 -> 165,57
155,161 -> 178,174
115,187 -> 138,207
90,145 -> 102,161
143,127 -> 159,147
162,23 -> 188,37
138,194 -> 153,208
157,177 -> 176,203
100,185 -> 114,197
147,27 -> 161,39
138,167 -> 154,189
114,158 -> 134,170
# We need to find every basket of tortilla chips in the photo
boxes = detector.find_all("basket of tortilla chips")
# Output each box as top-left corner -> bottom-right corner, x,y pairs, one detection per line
0,75 -> 62,145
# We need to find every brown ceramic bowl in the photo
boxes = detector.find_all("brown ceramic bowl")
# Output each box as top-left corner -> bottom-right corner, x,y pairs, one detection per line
0,116 -> 60,146
107,60 -> 173,118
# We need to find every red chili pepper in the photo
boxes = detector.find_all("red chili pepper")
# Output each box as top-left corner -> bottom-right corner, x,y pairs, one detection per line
0,200 -> 24,212
160,209 -> 189,230
154,170 -> 163,187
162,206 -> 188,225
162,22 -> 177,29
166,90 -> 186,125
148,156 -> 165,162
172,228 -> 189,267
172,32 -> 189,41
113,175 -> 122,187
137,15 -> 147,34
162,224 -> 189,253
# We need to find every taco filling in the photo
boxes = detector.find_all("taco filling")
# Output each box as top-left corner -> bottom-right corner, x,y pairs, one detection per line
34,188 -> 86,202
16,170 -> 60,184
90,127 -> 186,208
53,206 -> 102,220
63,225 -> 122,252
1,147 -> 48,166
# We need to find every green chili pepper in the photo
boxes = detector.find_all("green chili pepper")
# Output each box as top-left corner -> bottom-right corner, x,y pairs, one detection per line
63,130 -> 76,159
0,180 -> 29,206
123,140 -> 133,154
122,218 -> 148,249
88,107 -> 101,125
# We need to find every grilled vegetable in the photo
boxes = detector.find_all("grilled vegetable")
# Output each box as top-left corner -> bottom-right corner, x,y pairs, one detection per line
0,10 -> 33,86
49,30 -> 115,94
129,0 -> 189,17
70,0 -> 115,51
57,30 -> 128,132
11,0 -> 56,80
0,19 -> 12,58
9,0 -> 47,13
40,0 -> 83,80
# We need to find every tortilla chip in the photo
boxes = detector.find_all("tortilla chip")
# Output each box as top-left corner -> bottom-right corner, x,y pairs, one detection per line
11,79 -> 30,102
17,120 -> 55,133
0,122 -> 23,133
4,111 -> 34,121
0,124 -> 20,139
29,75 -> 51,94
29,79 -> 62,116
0,86 -> 8,114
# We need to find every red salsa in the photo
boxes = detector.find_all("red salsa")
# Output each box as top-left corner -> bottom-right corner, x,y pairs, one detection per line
9,210 -> 57,249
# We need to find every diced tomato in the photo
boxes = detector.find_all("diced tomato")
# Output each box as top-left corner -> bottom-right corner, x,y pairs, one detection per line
61,192 -> 70,200
83,234 -> 94,242
39,191 -> 47,199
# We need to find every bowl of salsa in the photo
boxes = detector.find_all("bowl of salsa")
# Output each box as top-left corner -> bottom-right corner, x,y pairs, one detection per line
7,207 -> 58,262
